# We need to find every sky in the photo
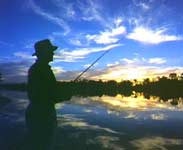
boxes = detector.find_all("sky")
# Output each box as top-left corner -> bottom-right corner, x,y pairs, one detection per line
0,0 -> 183,83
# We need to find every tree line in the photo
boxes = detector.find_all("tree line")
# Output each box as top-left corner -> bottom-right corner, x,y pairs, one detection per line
0,72 -> 183,103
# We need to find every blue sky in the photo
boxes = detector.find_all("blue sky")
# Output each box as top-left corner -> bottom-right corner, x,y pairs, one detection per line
0,0 -> 183,83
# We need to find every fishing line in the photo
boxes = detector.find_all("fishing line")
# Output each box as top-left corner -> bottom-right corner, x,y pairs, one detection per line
74,49 -> 111,81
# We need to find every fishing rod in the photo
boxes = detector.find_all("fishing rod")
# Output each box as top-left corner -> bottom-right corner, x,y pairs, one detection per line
74,49 -> 111,81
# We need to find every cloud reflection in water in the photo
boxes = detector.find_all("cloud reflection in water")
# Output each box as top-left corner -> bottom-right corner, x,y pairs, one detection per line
57,114 -> 121,135
61,94 -> 183,121
131,136 -> 183,150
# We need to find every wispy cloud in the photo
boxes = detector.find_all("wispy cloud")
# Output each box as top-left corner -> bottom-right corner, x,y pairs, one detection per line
83,63 -> 99,68
69,39 -> 83,46
132,0 -> 150,10
139,2 -> 150,10
52,0 -> 76,19
29,0 -> 70,35
55,44 -> 122,62
86,26 -> 126,44
78,0 -> 108,26
14,52 -> 34,60
121,57 -> 166,65
127,26 -> 183,44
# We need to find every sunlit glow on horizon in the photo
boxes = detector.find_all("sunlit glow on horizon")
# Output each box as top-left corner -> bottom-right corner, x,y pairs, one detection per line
89,66 -> 183,82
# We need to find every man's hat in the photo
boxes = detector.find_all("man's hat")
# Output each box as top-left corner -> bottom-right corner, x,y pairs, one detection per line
32,39 -> 58,56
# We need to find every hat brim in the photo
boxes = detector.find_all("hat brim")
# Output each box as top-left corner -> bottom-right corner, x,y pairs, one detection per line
32,46 -> 58,56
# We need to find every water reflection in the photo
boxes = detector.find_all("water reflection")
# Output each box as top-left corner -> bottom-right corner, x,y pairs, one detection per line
68,93 -> 183,111
57,114 -> 120,134
87,136 -> 124,150
1,90 -> 183,150
131,137 -> 183,150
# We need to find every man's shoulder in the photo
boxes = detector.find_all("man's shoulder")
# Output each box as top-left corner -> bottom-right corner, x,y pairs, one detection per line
28,62 -> 52,75
28,62 -> 40,74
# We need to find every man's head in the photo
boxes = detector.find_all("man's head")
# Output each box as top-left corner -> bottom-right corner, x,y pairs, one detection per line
32,39 -> 58,62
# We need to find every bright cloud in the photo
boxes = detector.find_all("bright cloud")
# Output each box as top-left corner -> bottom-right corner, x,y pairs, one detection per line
87,26 -> 126,44
52,66 -> 65,75
127,26 -> 183,44
55,44 -> 122,62
121,58 -> 139,64
148,57 -> 166,64
85,59 -> 183,81
121,57 -> 167,65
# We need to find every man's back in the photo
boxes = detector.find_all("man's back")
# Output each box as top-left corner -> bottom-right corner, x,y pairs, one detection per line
27,61 -> 56,107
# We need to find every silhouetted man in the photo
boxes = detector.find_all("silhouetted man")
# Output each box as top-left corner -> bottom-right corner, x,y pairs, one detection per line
26,39 -> 58,150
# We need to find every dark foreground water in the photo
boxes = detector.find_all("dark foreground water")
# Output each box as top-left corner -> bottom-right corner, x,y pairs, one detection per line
0,90 -> 183,150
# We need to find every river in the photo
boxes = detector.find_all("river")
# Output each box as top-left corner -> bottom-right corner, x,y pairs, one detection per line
0,90 -> 183,150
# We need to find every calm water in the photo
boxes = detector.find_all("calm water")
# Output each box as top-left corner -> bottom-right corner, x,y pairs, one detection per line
0,90 -> 183,150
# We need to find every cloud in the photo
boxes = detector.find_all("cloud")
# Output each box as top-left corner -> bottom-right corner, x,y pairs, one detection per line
132,0 -> 150,10
29,0 -> 70,35
120,58 -> 139,64
52,0 -> 76,19
0,60 -> 31,83
54,44 -> 122,62
127,26 -> 183,44
52,66 -> 66,75
55,70 -> 81,81
86,26 -> 126,44
114,18 -> 123,27
84,58 -> 183,81
139,2 -> 150,10
69,39 -> 83,46
83,63 -> 99,68
78,0 -> 107,26
0,55 -> 181,83
148,58 -> 166,64
14,52 -> 34,60
56,61 -> 182,82
107,61 -> 120,67
120,57 -> 166,65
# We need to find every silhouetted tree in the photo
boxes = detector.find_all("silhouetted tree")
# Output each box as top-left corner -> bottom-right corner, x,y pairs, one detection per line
133,79 -> 138,85
143,78 -> 150,85
169,73 -> 177,80
158,76 -> 168,82
180,73 -> 183,80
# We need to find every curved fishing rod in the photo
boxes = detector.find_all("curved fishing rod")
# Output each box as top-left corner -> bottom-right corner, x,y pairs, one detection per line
74,49 -> 111,81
